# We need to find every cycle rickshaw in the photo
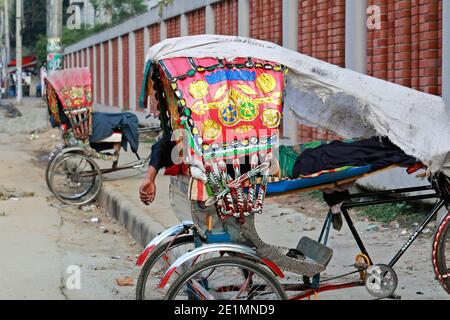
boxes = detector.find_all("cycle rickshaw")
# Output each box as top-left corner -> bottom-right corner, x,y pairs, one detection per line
133,35 -> 450,300
44,67 -> 159,206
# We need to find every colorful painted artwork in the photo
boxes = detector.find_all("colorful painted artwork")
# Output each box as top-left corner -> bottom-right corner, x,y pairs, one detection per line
154,57 -> 287,161
45,67 -> 93,110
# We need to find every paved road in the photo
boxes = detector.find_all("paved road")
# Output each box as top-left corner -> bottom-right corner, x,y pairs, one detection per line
2,98 -> 447,300
0,131 -> 140,300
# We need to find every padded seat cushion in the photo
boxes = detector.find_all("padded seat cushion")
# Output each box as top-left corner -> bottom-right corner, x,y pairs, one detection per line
266,165 -> 372,195
92,132 -> 122,144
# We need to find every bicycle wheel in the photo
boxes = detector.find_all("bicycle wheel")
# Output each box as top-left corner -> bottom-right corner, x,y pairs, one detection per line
136,236 -> 196,300
165,256 -> 288,300
49,153 -> 102,206
136,235 -> 220,300
45,149 -> 81,193
433,213 -> 450,293
45,150 -> 62,192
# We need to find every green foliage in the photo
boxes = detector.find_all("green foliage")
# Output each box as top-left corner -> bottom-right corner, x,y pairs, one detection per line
303,191 -> 324,201
35,34 -> 47,64
158,0 -> 174,17
9,0 -> 47,54
90,0 -> 147,24
62,23 -> 110,47
356,202 -> 426,226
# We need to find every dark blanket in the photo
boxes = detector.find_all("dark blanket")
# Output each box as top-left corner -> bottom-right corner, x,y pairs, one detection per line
90,112 -> 139,153
292,137 -> 417,177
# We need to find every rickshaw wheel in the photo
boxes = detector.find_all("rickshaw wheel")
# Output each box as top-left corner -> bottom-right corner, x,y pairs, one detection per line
433,213 -> 450,292
164,256 -> 288,300
45,149 -> 83,193
49,153 -> 103,206
136,235 -> 205,300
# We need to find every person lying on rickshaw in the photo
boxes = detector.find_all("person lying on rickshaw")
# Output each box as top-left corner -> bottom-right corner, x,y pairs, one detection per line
139,134 -> 417,206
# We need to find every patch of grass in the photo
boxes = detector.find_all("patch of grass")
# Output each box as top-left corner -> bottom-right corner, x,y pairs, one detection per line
142,137 -> 157,144
302,191 -> 324,201
355,202 -> 427,226
139,133 -> 157,144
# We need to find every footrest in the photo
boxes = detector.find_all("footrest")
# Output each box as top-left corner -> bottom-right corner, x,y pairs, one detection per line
297,237 -> 333,267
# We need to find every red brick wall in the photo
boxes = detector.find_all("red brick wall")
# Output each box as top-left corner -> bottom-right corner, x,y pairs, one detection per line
213,0 -> 238,35
89,47 -> 94,90
298,0 -> 346,66
135,29 -> 145,111
187,8 -> 206,35
102,41 -> 110,105
148,24 -> 161,114
250,0 -> 282,45
297,0 -> 345,142
166,16 -> 181,38
122,34 -> 130,110
437,0 -> 442,95
367,0 -> 442,95
149,24 -> 161,45
112,39 -> 119,107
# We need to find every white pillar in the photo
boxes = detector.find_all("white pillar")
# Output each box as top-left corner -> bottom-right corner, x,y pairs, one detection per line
160,20 -> 167,40
180,13 -> 188,36
93,45 -> 97,103
129,32 -> 137,111
86,47 -> 90,69
100,42 -> 105,104
77,51 -> 81,67
108,40 -> 113,106
144,26 -> 150,55
345,0 -> 367,73
205,4 -> 215,34
282,0 -> 298,51
443,0 -> 450,107
282,0 -> 299,141
238,0 -> 250,37
81,49 -> 85,67
118,36 -> 124,109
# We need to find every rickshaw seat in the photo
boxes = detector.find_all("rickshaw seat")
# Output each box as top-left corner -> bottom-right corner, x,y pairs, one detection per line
266,165 -> 372,196
91,132 -> 123,144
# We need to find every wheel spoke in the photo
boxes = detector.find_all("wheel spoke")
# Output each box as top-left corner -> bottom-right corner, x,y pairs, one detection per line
166,257 -> 287,300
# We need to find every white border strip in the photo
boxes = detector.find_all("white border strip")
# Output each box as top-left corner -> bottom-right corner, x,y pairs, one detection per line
64,0 -> 222,54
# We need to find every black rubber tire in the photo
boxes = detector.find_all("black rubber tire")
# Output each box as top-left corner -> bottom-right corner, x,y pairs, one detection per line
45,150 -> 64,192
433,213 -> 450,293
45,149 -> 64,192
45,149 -> 84,196
165,256 -> 288,300
49,153 -> 102,206
136,235 -> 197,300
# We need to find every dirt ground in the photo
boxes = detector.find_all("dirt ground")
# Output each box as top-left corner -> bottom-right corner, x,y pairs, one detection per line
257,196 -> 448,300
3,118 -> 448,300
0,131 -> 141,300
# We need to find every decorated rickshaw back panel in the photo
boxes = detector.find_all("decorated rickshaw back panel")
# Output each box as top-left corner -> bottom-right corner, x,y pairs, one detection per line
45,67 -> 94,140
156,57 -> 286,163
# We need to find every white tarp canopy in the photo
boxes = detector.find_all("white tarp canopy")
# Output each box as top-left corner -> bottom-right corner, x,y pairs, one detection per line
145,35 -> 450,175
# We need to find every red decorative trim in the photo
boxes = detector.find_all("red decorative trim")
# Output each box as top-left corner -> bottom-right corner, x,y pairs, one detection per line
432,213 -> 450,293
261,258 -> 285,279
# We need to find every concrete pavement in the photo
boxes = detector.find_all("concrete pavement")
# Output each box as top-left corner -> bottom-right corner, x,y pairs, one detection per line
0,99 -> 141,300
2,98 -> 447,300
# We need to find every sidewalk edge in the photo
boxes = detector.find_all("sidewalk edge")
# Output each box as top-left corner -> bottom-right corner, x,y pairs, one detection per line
99,184 -> 165,247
